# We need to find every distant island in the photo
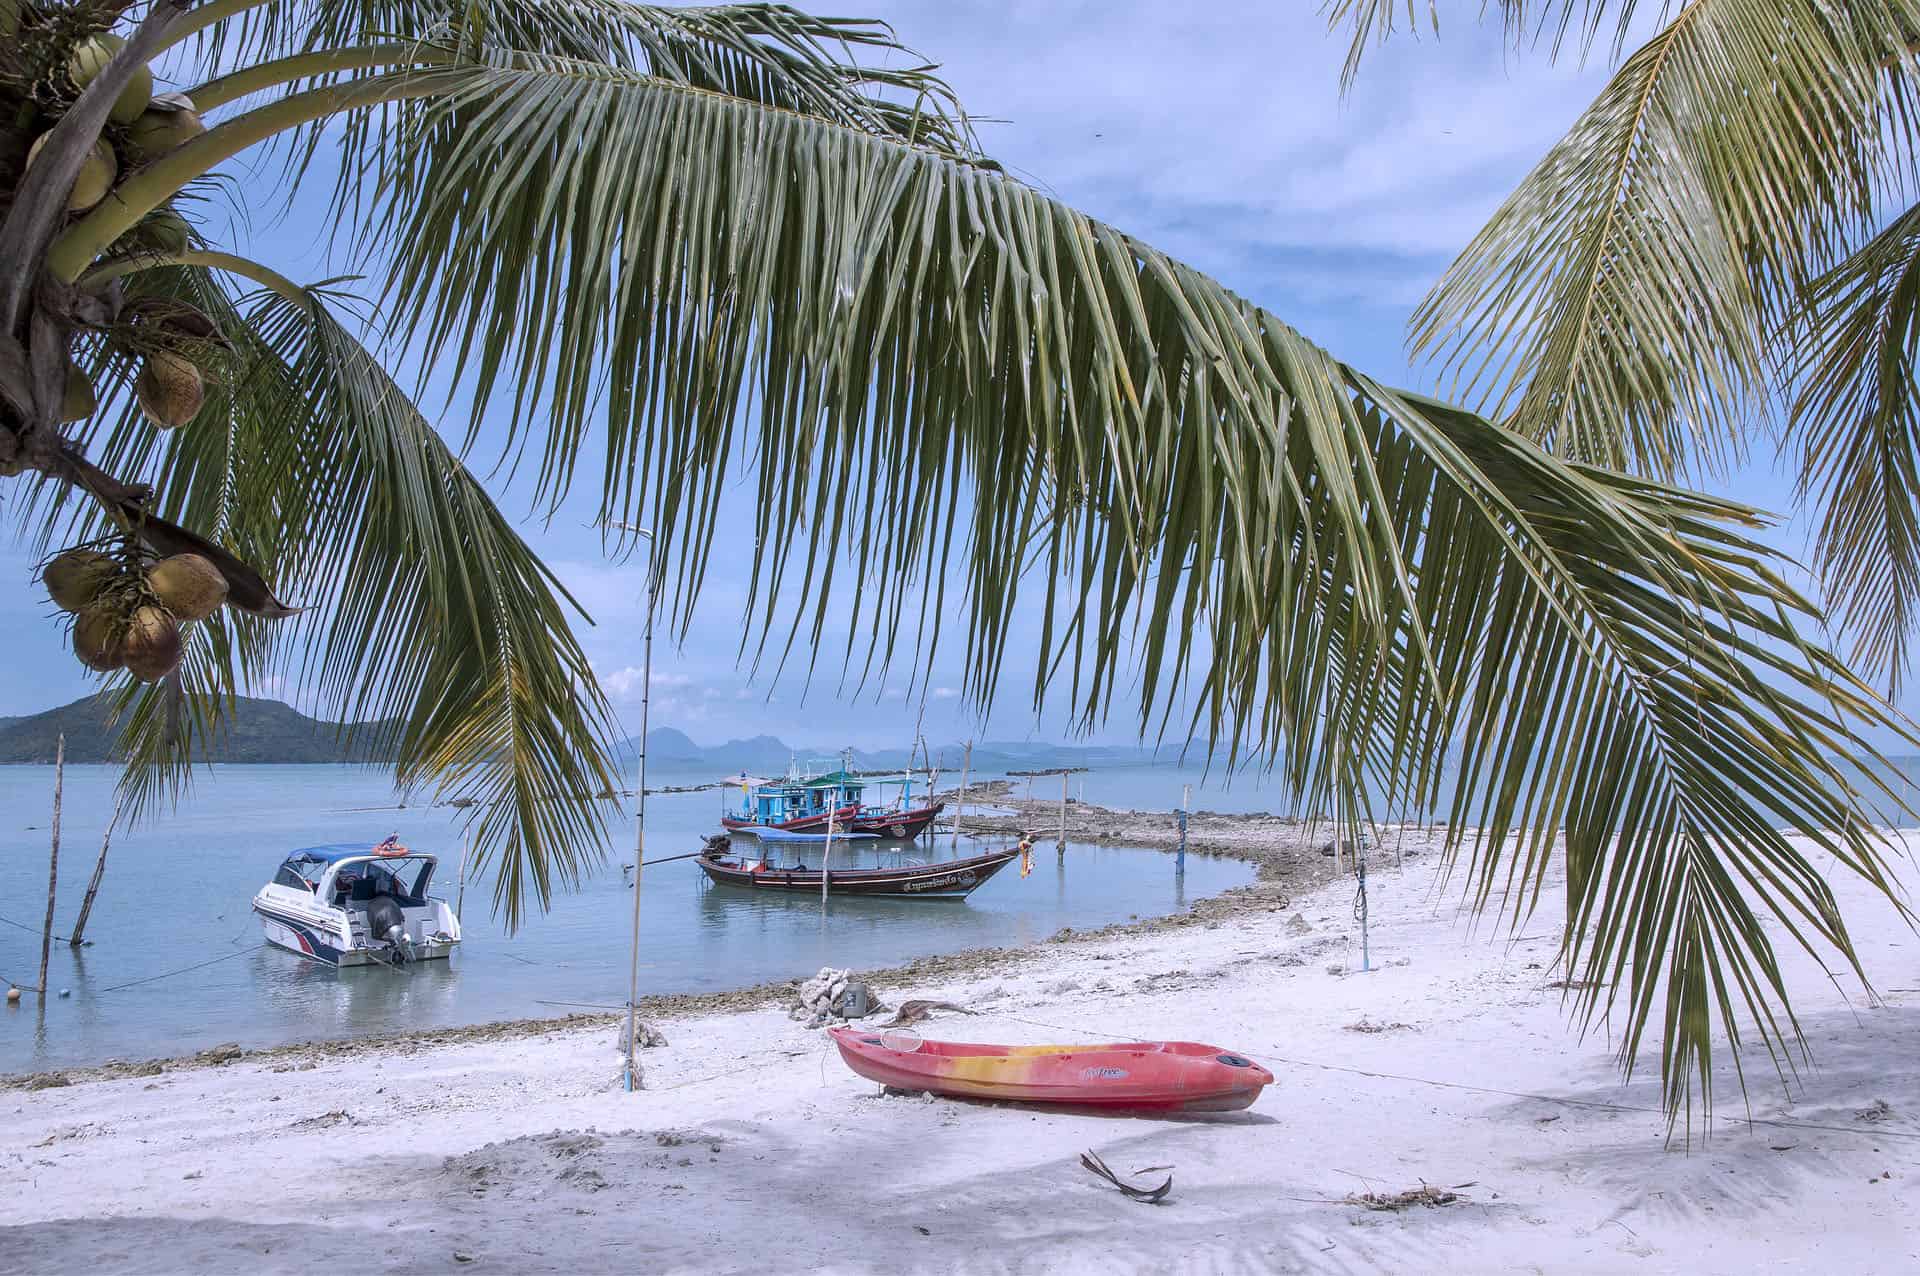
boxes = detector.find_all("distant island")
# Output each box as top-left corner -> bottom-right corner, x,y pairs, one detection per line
0,694 -> 391,765
0,694 -> 1177,774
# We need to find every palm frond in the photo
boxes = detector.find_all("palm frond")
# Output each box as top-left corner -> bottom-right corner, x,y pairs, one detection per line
295,50 -> 1918,1120
1408,0 -> 1920,475
1326,0 -> 1671,83
33,263 -> 621,927
176,1 -> 983,159
1789,199 -> 1920,689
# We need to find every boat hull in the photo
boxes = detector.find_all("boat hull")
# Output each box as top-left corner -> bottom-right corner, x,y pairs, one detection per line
827,1028 -> 1274,1112
850,802 -> 946,839
721,802 -> 859,834
253,902 -> 457,968
697,846 -> 1016,898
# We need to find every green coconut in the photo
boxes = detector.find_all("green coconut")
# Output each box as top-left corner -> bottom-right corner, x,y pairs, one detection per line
122,606 -> 182,681
72,604 -> 125,672
125,99 -> 204,157
133,207 -> 191,255
136,349 -> 204,429
60,362 -> 97,422
25,134 -> 118,212
43,549 -> 119,613
68,34 -> 152,125
146,553 -> 227,621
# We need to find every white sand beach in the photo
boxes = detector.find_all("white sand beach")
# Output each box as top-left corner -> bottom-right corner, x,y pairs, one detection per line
4,832 -> 1917,1274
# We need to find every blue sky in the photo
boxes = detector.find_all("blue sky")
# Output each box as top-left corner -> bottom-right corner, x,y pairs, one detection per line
0,2 -> 1874,747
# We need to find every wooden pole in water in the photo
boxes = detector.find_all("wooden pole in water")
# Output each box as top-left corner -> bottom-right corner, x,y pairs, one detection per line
454,831 -> 470,920
821,805 -> 835,903
68,793 -> 122,948
955,740 -> 972,846
38,735 -> 64,1000
1058,771 -> 1068,858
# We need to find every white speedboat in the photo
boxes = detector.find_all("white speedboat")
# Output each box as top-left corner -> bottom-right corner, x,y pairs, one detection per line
252,839 -> 462,967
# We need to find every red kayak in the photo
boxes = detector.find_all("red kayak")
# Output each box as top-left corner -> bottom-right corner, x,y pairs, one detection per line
827,1027 -> 1273,1113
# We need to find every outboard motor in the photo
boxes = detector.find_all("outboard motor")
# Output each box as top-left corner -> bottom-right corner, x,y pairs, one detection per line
365,895 -> 409,963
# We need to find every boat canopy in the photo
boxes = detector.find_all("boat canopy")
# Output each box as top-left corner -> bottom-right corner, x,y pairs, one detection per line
284,842 -> 433,864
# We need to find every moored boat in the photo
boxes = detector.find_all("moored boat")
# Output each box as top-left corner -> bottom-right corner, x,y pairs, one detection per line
719,773 -> 858,833
696,834 -> 1017,899
252,839 -> 462,967
827,1027 -> 1274,1112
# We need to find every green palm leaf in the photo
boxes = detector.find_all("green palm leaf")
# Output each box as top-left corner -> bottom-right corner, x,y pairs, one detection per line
1789,199 -> 1920,688
36,261 -> 620,928
1404,0 -> 1920,473
9,3 -> 1912,1123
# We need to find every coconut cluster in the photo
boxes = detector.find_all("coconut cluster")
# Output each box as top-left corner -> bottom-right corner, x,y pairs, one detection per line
42,544 -> 230,682
14,26 -> 213,432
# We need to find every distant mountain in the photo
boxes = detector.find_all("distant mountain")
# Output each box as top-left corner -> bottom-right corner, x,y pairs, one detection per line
0,694 -> 392,765
612,730 -> 1165,777
0,691 -> 1172,774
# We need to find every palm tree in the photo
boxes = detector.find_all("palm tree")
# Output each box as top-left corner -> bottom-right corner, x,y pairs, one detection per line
1333,0 -> 1920,686
0,0 -> 1906,1124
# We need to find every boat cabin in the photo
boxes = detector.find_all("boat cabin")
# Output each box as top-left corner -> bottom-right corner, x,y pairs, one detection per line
273,844 -> 439,909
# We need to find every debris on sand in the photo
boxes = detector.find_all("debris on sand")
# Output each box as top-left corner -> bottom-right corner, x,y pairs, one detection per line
880,999 -> 974,1028
1080,1150 -> 1172,1204
1344,1018 -> 1415,1034
1345,1182 -> 1469,1211
1856,1098 -> 1895,1123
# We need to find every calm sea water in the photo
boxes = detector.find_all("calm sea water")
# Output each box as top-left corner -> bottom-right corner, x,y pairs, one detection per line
0,763 -> 1247,1072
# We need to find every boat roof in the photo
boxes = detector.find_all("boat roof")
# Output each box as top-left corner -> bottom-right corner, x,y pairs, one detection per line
802,770 -> 864,787
285,843 -> 433,864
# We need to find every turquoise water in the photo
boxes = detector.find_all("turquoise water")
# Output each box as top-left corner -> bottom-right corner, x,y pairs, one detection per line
0,764 -> 1246,1072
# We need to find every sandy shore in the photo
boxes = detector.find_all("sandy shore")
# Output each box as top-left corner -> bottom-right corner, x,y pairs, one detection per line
4,824 -> 1918,1273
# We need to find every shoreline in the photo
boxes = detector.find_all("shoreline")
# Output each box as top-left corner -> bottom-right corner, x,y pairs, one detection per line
2,787 -> 1401,1091
6,826 -> 1912,1272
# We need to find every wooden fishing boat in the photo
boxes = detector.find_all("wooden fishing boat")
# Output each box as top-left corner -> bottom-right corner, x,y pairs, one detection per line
827,1027 -> 1274,1112
696,836 -> 1017,899
719,800 -> 858,834
850,801 -> 946,839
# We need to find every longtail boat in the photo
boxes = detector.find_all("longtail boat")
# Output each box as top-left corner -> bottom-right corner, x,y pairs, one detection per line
827,1028 -> 1274,1112
696,834 -> 1017,899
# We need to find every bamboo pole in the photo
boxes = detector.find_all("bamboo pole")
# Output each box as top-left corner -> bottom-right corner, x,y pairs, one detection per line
1057,772 -> 1068,858
68,794 -> 122,947
38,736 -> 64,1001
821,805 -> 835,903
955,740 -> 972,846
454,831 -> 470,920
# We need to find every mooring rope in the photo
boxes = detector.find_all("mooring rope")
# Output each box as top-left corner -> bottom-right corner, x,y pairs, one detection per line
93,944 -> 266,994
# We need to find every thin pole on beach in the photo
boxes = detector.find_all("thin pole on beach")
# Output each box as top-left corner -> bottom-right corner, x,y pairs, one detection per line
38,735 -> 64,1001
609,522 -> 656,1094
68,793 -> 122,948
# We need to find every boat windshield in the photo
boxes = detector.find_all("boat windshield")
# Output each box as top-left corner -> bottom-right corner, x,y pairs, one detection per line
330,857 -> 434,903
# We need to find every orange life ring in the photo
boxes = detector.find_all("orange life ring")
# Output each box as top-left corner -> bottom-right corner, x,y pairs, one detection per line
376,841 -> 410,857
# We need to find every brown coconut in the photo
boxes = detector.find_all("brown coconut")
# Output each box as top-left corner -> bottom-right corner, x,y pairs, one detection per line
60,363 -> 97,422
136,350 -> 204,429
43,549 -> 119,614
25,134 -> 117,212
72,605 -> 125,672
122,606 -> 183,682
147,553 -> 227,621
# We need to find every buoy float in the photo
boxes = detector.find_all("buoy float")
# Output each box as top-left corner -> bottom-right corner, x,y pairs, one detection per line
5,986 -> 20,1004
